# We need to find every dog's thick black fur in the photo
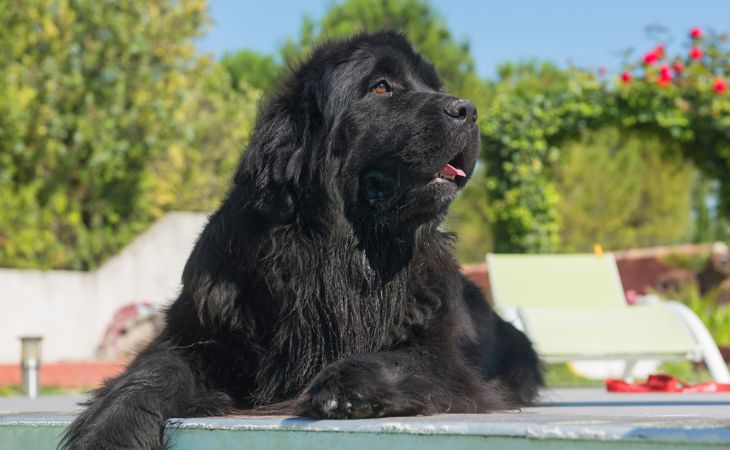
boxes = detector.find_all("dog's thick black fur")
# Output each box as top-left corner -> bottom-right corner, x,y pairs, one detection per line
61,32 -> 542,449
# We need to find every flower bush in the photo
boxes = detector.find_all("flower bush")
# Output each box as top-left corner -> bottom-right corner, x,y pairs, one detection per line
481,28 -> 730,252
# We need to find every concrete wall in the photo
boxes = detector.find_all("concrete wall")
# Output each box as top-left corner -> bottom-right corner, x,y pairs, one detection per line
0,212 -> 209,364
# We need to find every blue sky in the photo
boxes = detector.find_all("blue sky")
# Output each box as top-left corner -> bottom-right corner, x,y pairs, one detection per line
196,1 -> 728,78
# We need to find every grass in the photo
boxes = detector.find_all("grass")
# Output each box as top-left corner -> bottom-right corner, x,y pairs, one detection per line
655,360 -> 714,383
545,363 -> 603,387
0,362 -> 718,396
0,385 -> 88,397
545,361 -> 714,387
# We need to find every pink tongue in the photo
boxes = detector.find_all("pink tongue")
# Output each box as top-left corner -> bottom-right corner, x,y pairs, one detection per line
442,163 -> 466,178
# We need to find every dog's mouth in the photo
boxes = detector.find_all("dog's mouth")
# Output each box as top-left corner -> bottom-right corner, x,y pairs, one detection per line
362,151 -> 470,205
428,151 -> 466,185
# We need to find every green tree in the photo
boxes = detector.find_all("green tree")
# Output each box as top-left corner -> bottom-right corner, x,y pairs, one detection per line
479,61 -> 579,252
693,177 -> 715,243
0,0 -> 255,269
553,128 -> 694,252
220,50 -> 281,97
691,177 -> 730,243
481,29 -> 730,252
280,0 -> 490,106
147,57 -> 259,214
447,165 -> 493,262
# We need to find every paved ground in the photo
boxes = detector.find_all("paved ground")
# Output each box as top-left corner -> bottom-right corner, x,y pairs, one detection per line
2,388 -> 730,449
3,388 -> 730,418
0,394 -> 84,415
535,387 -> 730,418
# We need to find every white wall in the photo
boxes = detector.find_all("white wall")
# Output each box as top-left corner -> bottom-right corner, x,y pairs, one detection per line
0,212 -> 208,363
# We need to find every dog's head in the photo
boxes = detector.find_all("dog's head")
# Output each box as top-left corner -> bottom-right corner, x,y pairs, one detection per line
238,32 -> 479,235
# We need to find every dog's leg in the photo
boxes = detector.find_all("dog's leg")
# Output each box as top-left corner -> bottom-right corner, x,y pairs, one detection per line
60,351 -> 232,450
295,349 -> 506,419
492,316 -> 544,405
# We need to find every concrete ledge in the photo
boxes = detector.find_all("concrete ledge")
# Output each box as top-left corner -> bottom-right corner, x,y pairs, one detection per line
168,414 -> 730,448
2,413 -> 729,449
2,389 -> 729,449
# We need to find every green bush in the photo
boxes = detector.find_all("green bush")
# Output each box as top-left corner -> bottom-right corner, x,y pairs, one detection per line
685,287 -> 730,345
3,0 -> 729,269
0,0 -> 256,269
481,30 -> 730,252
553,128 -> 694,252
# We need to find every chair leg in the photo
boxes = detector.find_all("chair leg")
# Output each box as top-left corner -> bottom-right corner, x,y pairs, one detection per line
666,301 -> 730,383
622,360 -> 637,381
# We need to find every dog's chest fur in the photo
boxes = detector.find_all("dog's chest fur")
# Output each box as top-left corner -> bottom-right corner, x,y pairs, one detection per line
251,224 -> 449,403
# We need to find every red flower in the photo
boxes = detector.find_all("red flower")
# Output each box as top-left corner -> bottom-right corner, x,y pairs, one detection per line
658,64 -> 673,86
690,27 -> 702,39
715,78 -> 727,94
690,47 -> 703,60
621,71 -> 632,84
672,61 -> 683,75
654,44 -> 665,58
598,66 -> 607,76
643,50 -> 658,65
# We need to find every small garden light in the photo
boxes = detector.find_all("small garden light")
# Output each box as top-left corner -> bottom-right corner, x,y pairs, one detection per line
20,336 -> 42,398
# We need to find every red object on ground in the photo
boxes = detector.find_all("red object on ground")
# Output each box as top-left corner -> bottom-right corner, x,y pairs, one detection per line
606,374 -> 730,393
0,362 -> 125,388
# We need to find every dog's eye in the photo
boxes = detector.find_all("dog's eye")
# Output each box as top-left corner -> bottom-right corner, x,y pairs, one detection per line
371,80 -> 392,95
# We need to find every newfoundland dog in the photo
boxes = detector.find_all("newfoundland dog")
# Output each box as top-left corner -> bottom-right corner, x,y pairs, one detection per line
62,31 -> 542,449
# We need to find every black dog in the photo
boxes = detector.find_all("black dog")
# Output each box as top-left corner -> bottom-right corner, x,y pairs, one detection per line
62,31 -> 542,449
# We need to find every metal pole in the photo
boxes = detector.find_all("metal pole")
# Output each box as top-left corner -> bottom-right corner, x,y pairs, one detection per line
20,336 -> 42,398
24,358 -> 38,398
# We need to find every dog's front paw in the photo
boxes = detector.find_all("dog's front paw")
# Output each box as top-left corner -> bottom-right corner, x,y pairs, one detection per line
296,360 -> 394,419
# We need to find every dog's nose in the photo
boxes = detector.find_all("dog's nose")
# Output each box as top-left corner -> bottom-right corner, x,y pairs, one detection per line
444,99 -> 477,124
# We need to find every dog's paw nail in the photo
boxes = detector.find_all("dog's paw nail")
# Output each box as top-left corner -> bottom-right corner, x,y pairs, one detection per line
322,398 -> 338,413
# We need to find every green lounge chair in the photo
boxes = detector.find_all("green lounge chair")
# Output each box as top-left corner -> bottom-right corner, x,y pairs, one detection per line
486,253 -> 730,382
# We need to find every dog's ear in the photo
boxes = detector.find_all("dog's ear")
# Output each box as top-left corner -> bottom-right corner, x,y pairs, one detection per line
245,142 -> 304,223
236,103 -> 309,223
